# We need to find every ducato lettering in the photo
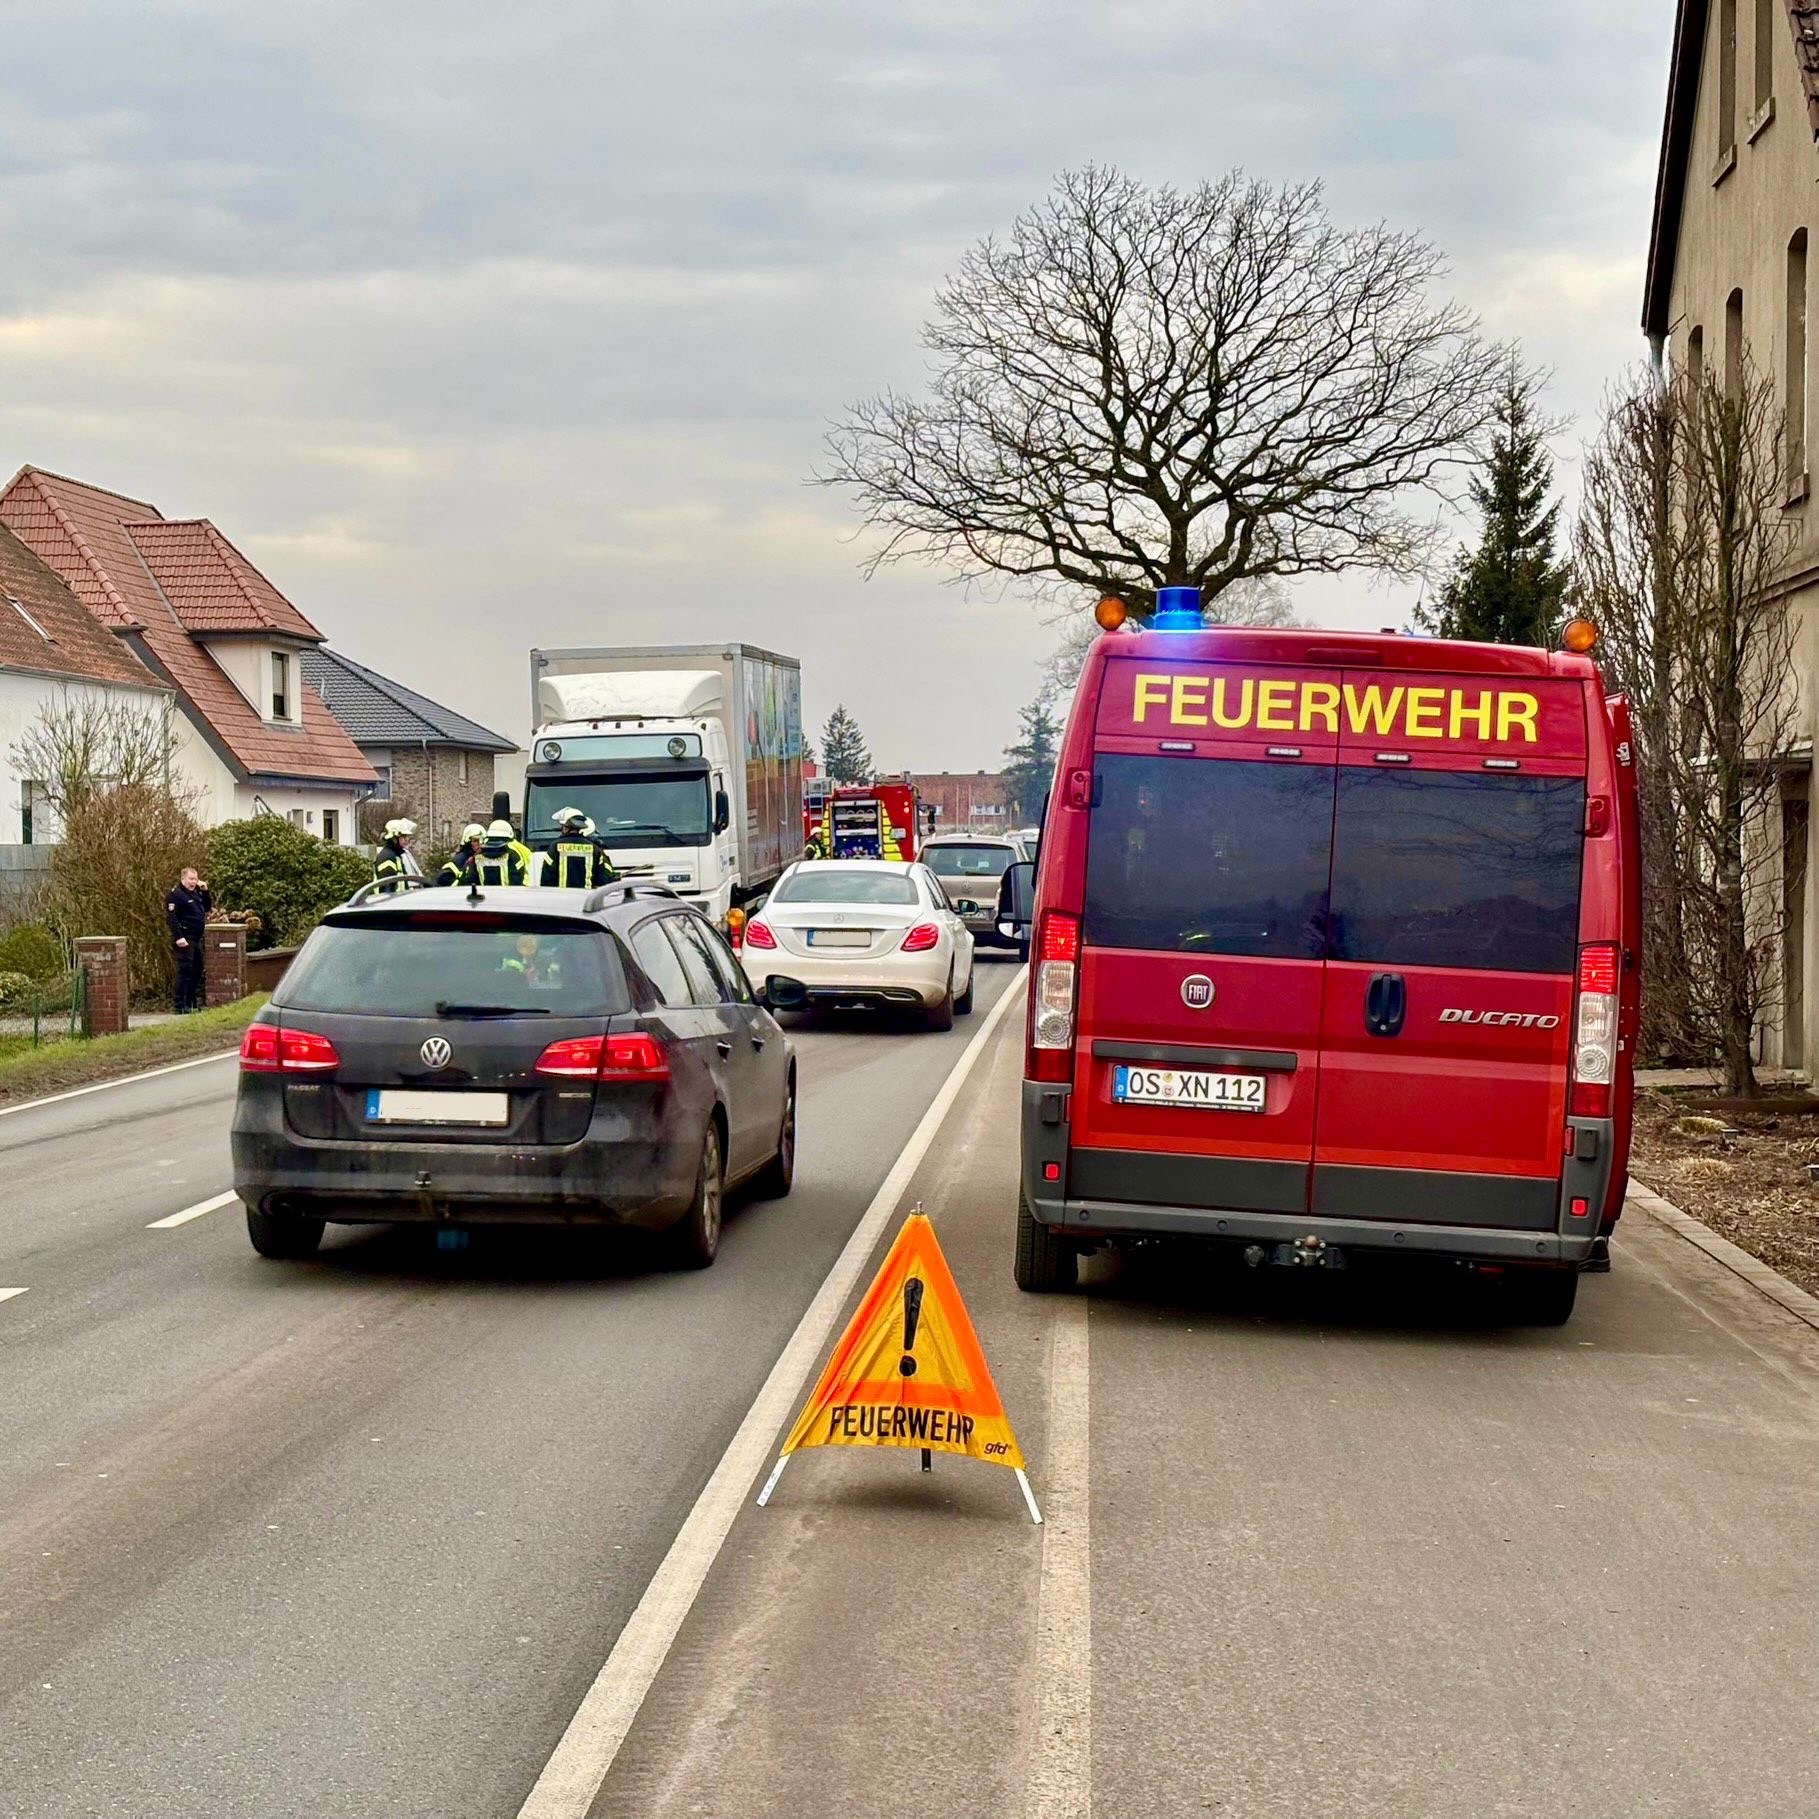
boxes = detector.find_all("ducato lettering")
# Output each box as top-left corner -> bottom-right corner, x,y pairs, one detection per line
1438,1009 -> 1563,1029
1128,672 -> 1543,744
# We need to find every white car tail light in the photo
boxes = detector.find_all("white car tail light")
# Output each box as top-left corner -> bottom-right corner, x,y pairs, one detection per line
1570,944 -> 1617,1119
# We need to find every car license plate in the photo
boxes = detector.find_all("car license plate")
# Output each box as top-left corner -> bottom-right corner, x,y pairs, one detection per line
366,1089 -> 510,1126
807,929 -> 870,947
1112,1065 -> 1265,1112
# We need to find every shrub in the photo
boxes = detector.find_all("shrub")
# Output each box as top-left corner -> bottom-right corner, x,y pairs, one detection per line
0,923 -> 63,983
0,971 -> 36,1012
46,782 -> 208,1001
206,818 -> 370,949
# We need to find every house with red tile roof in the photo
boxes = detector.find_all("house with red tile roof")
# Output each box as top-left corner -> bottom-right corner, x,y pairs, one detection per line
0,467 -> 376,844
0,519 -> 175,847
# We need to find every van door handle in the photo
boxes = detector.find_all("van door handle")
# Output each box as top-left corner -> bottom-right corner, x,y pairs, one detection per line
1364,972 -> 1407,1038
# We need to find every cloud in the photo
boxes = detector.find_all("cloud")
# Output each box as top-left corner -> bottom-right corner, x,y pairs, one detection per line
0,0 -> 1673,764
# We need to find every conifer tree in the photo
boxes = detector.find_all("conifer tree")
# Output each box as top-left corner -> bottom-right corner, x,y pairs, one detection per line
1419,367 -> 1568,645
819,705 -> 872,783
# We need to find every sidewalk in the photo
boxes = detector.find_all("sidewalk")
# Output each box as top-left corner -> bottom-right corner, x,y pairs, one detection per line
1635,1064 -> 1808,1089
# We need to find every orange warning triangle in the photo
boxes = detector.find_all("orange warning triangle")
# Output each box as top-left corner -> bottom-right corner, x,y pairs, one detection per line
779,1213 -> 1025,1471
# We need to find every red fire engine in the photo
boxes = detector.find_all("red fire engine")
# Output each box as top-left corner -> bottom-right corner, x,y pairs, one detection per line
804,781 -> 926,862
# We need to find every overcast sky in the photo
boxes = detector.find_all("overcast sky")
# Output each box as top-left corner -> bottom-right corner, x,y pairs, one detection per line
0,0 -> 1669,771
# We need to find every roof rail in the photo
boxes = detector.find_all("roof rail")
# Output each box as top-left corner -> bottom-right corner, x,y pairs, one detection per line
345,875 -> 434,908
581,880 -> 684,914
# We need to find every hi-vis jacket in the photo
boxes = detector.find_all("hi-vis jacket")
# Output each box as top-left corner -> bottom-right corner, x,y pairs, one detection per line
473,840 -> 530,887
372,838 -> 412,895
546,836 -> 618,890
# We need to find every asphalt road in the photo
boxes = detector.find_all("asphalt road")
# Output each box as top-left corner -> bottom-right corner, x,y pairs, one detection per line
6,966 -> 1817,1819
0,959 -> 1026,1819
594,1013 -> 1819,1819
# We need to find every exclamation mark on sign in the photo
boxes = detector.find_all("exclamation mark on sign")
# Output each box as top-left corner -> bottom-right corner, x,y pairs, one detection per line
899,1277 -> 924,1377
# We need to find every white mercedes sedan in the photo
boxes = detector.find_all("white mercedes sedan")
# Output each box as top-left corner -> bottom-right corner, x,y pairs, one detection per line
740,860 -> 976,1030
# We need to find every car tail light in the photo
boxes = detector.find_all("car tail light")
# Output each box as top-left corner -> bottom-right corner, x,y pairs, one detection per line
901,922 -> 941,953
744,920 -> 777,950
535,1032 -> 670,1081
1029,911 -> 1080,1083
240,1025 -> 340,1073
1570,943 -> 1618,1118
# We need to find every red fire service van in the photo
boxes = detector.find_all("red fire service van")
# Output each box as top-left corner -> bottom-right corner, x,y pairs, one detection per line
1014,589 -> 1640,1325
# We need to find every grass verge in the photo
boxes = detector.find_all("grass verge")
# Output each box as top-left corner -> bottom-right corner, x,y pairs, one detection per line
0,995 -> 267,1107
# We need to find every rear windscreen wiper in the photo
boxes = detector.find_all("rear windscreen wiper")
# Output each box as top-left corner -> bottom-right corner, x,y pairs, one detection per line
434,1002 -> 551,1018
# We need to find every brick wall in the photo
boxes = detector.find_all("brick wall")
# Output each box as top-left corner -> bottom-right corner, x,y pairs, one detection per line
370,747 -> 500,841
204,923 -> 247,1008
909,771 -> 1012,833
74,936 -> 128,1036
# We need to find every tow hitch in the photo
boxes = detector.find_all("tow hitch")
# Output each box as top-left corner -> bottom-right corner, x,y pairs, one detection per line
1243,1234 -> 1347,1271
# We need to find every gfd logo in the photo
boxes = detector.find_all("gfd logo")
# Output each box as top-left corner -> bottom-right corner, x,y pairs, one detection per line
1181,975 -> 1215,1010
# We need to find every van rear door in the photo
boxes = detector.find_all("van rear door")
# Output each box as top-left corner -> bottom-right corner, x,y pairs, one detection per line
1067,662 -> 1341,1217
1311,671 -> 1586,1229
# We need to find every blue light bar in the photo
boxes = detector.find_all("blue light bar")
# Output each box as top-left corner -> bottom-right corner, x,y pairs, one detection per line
1150,585 -> 1203,630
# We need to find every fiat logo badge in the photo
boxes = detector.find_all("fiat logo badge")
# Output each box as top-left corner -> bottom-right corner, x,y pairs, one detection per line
420,1037 -> 453,1070
1181,975 -> 1215,1010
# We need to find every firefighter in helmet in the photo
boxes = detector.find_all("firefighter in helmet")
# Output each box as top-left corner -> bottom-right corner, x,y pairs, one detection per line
474,819 -> 531,886
436,824 -> 486,888
372,818 -> 418,894
547,806 -> 618,889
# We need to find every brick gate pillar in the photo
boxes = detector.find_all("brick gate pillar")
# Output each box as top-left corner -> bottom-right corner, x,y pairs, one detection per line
204,922 -> 247,1009
74,936 -> 129,1036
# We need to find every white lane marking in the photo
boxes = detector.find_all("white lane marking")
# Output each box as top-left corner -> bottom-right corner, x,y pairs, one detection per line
0,1050 -> 238,1119
1026,1297 -> 1092,1819
147,1190 -> 238,1230
0,1287 -> 28,1305
516,967 -> 1027,1819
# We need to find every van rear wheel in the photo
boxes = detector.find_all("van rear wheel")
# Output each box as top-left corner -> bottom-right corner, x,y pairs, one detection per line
1503,1267 -> 1578,1326
1014,1193 -> 1077,1292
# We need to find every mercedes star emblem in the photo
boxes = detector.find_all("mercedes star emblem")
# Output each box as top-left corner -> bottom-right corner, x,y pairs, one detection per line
420,1036 -> 453,1070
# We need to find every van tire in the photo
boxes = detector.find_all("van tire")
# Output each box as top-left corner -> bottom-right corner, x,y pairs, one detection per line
1015,1193 -> 1076,1292
665,1123 -> 724,1269
1504,1267 -> 1578,1326
246,1205 -> 324,1259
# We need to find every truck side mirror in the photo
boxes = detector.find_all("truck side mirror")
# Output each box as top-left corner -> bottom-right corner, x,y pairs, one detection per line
997,861 -> 1036,939
714,788 -> 730,833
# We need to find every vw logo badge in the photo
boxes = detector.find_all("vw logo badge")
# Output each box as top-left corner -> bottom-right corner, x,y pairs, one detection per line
1181,975 -> 1215,1010
420,1037 -> 453,1070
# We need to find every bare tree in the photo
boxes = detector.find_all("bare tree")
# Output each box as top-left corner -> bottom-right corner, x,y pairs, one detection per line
1574,361 -> 1797,1094
11,687 -> 182,829
1041,575 -> 1299,696
823,167 -> 1508,615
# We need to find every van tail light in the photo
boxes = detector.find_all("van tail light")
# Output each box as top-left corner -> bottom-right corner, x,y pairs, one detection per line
1569,943 -> 1618,1118
901,922 -> 941,953
536,1032 -> 670,1081
1028,911 -> 1081,1083
240,1025 -> 340,1073
743,920 -> 777,950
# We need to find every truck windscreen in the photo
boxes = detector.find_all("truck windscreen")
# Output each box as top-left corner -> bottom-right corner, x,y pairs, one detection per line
525,773 -> 713,848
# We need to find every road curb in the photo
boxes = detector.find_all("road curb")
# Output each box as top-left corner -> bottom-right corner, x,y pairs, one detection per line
1627,1175 -> 1819,1334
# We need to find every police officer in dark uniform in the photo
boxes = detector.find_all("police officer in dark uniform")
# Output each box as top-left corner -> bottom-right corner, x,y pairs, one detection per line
437,823 -> 486,888
546,807 -> 618,889
165,865 -> 212,1013
474,819 -> 531,887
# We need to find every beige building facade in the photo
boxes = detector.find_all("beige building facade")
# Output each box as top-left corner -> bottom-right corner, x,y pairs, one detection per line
1647,0 -> 1819,1071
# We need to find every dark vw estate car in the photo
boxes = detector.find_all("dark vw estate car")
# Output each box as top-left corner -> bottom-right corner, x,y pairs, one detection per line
232,882 -> 796,1267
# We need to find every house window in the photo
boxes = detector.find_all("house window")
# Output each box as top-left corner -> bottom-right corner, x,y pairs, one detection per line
1789,231 -> 1809,481
1687,324 -> 1705,387
288,808 -> 306,828
1756,0 -> 1775,115
1726,288 -> 1745,400
371,765 -> 393,799
21,780 -> 43,845
460,750 -> 471,787
1720,0 -> 1739,157
323,809 -> 339,844
271,650 -> 291,721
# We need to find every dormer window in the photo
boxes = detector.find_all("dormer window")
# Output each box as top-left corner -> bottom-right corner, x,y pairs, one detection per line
272,650 -> 291,721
